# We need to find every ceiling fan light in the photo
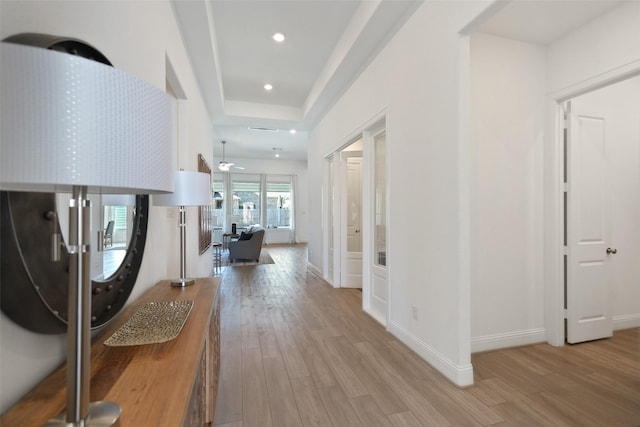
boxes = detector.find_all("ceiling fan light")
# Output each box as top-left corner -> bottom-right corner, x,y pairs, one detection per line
219,140 -> 233,171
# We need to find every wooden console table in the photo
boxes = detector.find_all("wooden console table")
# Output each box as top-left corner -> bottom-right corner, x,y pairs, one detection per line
1,277 -> 221,426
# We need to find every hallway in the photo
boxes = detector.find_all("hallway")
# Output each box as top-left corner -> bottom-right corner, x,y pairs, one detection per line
214,245 -> 640,426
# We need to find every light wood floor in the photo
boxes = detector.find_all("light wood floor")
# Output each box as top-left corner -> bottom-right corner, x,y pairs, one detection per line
214,244 -> 640,426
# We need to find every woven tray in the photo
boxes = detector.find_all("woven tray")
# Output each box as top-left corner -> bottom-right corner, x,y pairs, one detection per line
104,300 -> 194,346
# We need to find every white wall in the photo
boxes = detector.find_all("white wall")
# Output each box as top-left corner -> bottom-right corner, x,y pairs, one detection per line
0,0 -> 214,412
308,1 -> 492,386
309,0 -> 640,386
574,77 -> 640,329
468,2 -> 640,352
546,1 -> 640,96
543,0 -> 640,344
469,33 -> 546,352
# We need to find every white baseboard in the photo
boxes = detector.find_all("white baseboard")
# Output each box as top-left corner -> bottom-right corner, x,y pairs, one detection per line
387,321 -> 474,387
363,307 -> 387,327
471,328 -> 546,353
306,262 -> 322,277
613,313 -> 640,330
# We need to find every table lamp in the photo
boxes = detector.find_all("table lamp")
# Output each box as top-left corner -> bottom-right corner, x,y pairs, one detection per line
153,170 -> 211,286
0,42 -> 173,426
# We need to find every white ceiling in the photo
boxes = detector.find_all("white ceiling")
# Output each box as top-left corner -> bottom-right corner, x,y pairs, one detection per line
172,0 -> 625,166
172,0 -> 421,164
476,0 -> 623,45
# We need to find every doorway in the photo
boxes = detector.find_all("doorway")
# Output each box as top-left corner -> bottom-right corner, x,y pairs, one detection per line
323,118 -> 389,323
324,138 -> 364,289
563,75 -> 640,343
340,142 -> 363,288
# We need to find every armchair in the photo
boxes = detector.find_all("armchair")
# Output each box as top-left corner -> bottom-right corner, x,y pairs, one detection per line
104,220 -> 115,247
228,226 -> 265,262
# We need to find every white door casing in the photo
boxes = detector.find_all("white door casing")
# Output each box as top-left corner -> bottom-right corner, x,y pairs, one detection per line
566,100 -> 613,344
326,156 -> 336,286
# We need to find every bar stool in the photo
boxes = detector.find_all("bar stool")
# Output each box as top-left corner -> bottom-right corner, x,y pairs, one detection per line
212,242 -> 222,271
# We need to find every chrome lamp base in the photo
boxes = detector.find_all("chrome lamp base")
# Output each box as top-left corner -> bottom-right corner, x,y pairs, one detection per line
170,277 -> 195,287
45,401 -> 121,426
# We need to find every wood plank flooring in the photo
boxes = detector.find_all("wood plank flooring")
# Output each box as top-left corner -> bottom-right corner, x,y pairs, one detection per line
214,244 -> 640,426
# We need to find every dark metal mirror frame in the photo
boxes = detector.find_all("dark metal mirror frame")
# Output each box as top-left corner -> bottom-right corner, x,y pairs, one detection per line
0,33 -> 150,334
0,192 -> 149,334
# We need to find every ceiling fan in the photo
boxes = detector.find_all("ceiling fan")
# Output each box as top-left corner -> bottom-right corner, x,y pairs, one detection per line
218,140 -> 244,171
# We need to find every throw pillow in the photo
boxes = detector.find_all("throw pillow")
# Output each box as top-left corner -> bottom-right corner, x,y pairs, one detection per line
238,231 -> 252,241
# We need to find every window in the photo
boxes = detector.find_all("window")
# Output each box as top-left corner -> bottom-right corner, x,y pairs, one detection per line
266,180 -> 291,228
231,174 -> 261,227
113,206 -> 128,231
102,204 -> 129,246
212,172 -> 224,226
218,173 -> 296,232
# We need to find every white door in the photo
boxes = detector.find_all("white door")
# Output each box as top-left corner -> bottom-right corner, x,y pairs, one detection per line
369,129 -> 388,324
566,100 -> 613,344
341,153 -> 363,287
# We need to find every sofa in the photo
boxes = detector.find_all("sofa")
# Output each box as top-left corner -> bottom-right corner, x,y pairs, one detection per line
228,226 -> 265,262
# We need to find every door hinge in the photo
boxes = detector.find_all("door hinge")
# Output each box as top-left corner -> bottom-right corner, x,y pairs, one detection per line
562,182 -> 569,192
563,309 -> 568,319
563,246 -> 569,255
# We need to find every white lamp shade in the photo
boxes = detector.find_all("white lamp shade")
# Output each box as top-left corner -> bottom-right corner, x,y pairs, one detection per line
0,42 -> 174,194
101,194 -> 137,206
153,171 -> 211,206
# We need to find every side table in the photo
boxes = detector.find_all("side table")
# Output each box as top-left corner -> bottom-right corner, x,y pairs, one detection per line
222,233 -> 239,250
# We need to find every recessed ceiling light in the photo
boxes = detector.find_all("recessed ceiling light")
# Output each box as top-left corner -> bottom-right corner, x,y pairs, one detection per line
264,83 -> 273,91
289,129 -> 296,134
275,153 -> 280,158
273,32 -> 285,42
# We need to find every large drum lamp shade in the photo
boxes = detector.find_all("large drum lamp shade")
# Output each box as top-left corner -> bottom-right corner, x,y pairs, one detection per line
0,42 -> 173,194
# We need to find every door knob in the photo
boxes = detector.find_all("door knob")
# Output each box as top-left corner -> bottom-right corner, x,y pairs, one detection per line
606,247 -> 617,254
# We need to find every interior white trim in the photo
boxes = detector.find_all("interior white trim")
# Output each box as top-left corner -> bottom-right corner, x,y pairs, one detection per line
363,307 -> 387,327
306,261 -> 323,278
457,33 -> 473,377
362,113 -> 388,327
613,314 -> 640,331
471,328 -> 546,353
550,59 -> 640,102
388,321 -> 474,387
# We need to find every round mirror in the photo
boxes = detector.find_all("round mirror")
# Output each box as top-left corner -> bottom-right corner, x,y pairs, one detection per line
55,194 -> 137,280
1,191 -> 149,334
0,34 -> 150,334
99,195 -> 137,279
